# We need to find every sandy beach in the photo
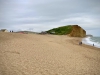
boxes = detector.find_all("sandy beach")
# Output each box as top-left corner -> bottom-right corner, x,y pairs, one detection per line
0,32 -> 100,75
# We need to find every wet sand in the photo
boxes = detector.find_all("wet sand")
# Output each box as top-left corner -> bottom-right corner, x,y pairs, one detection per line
0,32 -> 100,75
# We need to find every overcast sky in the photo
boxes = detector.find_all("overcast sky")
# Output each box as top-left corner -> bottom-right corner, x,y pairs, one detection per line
0,0 -> 100,36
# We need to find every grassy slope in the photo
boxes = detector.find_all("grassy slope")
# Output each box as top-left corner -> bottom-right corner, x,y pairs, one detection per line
16,31 -> 37,34
46,25 -> 72,35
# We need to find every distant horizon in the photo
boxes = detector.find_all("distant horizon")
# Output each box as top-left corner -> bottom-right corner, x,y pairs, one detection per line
0,27 -> 100,37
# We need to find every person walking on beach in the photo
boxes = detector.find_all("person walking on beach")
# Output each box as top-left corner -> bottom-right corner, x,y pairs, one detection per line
12,30 -> 13,33
79,41 -> 82,45
81,42 -> 82,45
93,43 -> 94,46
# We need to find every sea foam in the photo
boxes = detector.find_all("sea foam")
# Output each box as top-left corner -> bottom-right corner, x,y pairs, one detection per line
82,37 -> 100,48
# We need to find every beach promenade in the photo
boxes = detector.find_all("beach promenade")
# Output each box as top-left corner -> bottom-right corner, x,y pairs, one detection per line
0,32 -> 100,75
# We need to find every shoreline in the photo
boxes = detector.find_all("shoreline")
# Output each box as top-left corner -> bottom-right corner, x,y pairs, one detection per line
69,37 -> 100,51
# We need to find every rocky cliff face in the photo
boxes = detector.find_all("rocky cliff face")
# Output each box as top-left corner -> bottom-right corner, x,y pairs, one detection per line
68,25 -> 86,37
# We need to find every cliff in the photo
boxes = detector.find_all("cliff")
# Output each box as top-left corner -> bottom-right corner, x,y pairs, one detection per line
46,25 -> 86,37
68,25 -> 86,37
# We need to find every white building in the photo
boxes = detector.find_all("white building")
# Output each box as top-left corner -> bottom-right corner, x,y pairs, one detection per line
0,29 -> 8,32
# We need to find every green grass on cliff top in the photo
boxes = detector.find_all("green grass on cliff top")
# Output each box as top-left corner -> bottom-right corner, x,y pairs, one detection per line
46,25 -> 72,35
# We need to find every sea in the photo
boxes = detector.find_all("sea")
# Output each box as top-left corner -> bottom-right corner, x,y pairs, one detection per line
82,36 -> 100,48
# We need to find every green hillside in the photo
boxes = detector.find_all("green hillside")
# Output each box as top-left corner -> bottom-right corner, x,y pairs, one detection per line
16,31 -> 37,34
46,25 -> 72,35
